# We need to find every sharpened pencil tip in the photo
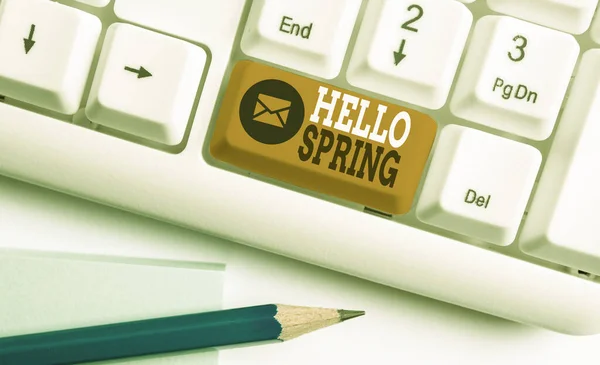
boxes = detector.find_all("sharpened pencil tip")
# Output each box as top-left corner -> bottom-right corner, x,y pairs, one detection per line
338,309 -> 365,321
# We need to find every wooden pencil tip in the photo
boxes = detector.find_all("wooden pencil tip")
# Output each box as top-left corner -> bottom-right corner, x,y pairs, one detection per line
274,305 -> 365,341
338,309 -> 365,322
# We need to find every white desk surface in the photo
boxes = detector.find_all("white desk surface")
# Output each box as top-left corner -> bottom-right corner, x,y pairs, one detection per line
1,174 -> 599,365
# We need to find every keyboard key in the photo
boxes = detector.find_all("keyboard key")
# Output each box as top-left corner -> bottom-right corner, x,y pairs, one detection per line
210,61 -> 437,215
114,0 -> 246,49
416,125 -> 540,246
520,49 -> 600,275
75,0 -> 111,7
347,0 -> 472,110
487,0 -> 598,34
86,23 -> 206,145
450,16 -> 579,141
590,6 -> 600,44
0,0 -> 101,114
240,0 -> 361,79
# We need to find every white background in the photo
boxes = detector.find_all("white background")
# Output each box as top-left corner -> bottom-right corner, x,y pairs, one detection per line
1,175 -> 600,365
3,1 -> 600,363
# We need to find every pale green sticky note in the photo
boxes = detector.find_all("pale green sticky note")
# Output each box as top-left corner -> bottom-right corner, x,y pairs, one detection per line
0,249 -> 225,364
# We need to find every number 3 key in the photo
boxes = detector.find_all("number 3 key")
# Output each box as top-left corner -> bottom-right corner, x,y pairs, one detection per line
450,16 -> 579,141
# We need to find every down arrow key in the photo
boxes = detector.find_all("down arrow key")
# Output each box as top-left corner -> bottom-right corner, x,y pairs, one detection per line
393,39 -> 407,66
23,24 -> 36,54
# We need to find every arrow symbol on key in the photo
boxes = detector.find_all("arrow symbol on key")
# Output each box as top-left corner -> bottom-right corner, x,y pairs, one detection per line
23,24 -> 36,54
124,66 -> 152,79
393,39 -> 407,66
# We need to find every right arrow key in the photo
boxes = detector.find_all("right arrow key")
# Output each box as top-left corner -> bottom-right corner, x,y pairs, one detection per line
86,23 -> 207,146
124,65 -> 152,79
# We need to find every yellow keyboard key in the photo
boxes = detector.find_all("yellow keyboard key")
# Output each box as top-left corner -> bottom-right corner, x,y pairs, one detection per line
210,61 -> 437,214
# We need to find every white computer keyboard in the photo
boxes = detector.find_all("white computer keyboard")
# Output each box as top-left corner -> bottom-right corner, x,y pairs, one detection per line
1,0 -> 600,335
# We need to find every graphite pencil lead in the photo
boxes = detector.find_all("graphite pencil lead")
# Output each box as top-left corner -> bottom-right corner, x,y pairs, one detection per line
338,310 -> 366,322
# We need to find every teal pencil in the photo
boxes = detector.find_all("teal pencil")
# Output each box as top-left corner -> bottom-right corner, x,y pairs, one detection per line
0,304 -> 365,365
